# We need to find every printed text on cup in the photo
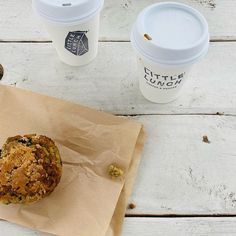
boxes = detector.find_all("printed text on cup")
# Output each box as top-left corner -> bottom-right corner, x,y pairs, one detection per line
144,67 -> 186,90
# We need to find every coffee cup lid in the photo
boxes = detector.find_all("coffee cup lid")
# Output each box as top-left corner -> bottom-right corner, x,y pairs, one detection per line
33,0 -> 104,23
131,2 -> 209,65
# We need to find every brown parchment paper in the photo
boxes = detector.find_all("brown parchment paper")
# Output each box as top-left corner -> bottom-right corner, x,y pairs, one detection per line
0,85 -> 145,236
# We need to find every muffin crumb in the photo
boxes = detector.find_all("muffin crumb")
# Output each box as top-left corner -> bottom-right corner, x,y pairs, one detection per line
202,135 -> 210,144
128,203 -> 136,209
108,164 -> 124,178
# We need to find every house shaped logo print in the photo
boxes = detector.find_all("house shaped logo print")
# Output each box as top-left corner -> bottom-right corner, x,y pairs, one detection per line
65,31 -> 89,56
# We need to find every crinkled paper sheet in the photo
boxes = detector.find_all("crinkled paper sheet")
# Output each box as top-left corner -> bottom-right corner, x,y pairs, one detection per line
0,85 -> 145,236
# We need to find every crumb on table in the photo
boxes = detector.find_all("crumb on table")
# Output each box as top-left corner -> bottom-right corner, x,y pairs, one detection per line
202,135 -> 210,144
128,203 -> 136,209
216,112 -> 224,115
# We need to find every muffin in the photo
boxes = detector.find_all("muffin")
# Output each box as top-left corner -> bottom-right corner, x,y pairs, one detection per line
0,134 -> 62,204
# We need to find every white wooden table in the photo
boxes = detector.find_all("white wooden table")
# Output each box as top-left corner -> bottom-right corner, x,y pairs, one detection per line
1,0 -> 236,235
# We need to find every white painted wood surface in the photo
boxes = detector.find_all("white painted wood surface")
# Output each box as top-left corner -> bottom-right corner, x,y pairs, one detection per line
129,115 -> 236,215
1,42 -> 236,115
1,0 -> 236,235
123,218 -> 236,236
0,0 -> 236,41
2,217 -> 236,236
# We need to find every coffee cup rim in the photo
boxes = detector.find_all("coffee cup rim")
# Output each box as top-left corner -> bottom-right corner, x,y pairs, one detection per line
32,0 -> 104,24
130,2 -> 209,66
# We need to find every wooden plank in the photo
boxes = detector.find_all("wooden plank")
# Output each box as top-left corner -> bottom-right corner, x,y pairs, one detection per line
0,111 -> 234,215
127,115 -> 236,215
0,220 -> 51,236
123,218 -> 236,236
1,42 -> 236,115
0,0 -> 236,41
1,217 -> 236,236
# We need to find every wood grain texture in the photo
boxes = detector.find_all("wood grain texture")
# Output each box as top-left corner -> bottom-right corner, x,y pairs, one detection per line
0,0 -> 236,41
0,42 -> 236,115
128,115 -> 236,215
1,0 -> 236,234
2,217 -> 236,236
0,111 -> 234,215
123,217 -> 236,236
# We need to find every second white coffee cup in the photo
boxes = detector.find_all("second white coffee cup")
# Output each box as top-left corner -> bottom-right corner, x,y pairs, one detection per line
33,0 -> 104,66
131,2 -> 209,103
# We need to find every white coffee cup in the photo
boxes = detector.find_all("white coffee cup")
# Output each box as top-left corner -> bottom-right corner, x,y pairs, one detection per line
33,0 -> 104,66
131,2 -> 209,103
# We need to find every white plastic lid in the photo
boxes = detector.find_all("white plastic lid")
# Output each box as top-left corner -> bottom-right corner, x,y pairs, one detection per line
131,2 -> 209,65
32,0 -> 104,23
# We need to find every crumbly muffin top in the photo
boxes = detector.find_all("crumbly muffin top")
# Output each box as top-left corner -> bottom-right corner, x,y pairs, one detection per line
0,134 -> 62,204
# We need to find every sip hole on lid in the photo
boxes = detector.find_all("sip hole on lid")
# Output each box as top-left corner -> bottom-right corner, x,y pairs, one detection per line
33,0 -> 104,23
131,2 -> 209,65
144,33 -> 152,40
62,3 -> 72,6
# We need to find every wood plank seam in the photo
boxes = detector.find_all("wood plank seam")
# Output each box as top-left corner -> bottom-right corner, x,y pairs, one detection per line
125,214 -> 236,218
0,39 -> 236,43
1,42 -> 236,116
120,113 -> 235,117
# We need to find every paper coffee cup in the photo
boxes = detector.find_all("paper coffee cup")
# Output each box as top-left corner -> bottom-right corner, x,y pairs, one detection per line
33,0 -> 104,66
131,2 -> 209,103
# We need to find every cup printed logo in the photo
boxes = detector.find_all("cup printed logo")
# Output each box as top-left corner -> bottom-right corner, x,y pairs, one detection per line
143,67 -> 185,90
65,31 -> 89,56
